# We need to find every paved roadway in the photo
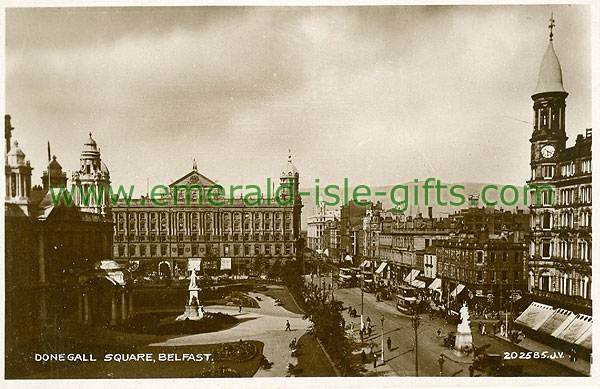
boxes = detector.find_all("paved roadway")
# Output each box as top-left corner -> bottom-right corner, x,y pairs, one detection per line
311,275 -> 581,377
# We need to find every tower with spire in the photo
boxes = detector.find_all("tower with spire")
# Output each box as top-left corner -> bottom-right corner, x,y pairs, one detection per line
526,14 -> 592,314
530,12 -> 568,163
72,132 -> 111,215
279,150 -> 303,260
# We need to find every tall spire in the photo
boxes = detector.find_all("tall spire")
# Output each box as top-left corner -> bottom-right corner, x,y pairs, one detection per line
533,13 -> 566,96
548,12 -> 555,42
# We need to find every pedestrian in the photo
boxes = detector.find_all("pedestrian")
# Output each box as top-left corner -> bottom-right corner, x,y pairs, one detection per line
285,320 -> 291,331
438,354 -> 445,376
482,323 -> 487,335
373,353 -> 377,368
469,364 -> 474,377
361,350 -> 367,364
478,322 -> 482,334
368,325 -> 373,337
387,336 -> 392,351
351,322 -> 355,334
239,303 -> 242,313
367,317 -> 371,327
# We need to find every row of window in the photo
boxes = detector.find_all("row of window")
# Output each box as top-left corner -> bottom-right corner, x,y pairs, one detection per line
534,239 -> 592,261
533,159 -> 591,180
118,243 -> 294,257
535,209 -> 591,229
531,272 -> 590,299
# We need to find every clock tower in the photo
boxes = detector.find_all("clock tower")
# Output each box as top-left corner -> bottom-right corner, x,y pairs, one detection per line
529,14 -> 568,183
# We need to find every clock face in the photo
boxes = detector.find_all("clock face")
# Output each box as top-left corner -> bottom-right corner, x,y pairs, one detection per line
541,145 -> 556,159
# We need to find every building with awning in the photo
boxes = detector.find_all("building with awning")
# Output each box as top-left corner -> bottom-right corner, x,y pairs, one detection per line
514,302 -> 555,330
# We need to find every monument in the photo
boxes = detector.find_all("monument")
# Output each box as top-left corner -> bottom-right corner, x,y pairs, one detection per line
176,269 -> 204,321
453,303 -> 473,356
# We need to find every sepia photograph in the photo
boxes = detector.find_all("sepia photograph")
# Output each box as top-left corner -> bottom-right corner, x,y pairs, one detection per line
2,1 -> 596,384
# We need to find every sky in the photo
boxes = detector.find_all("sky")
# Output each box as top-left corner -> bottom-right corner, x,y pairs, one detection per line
5,5 -> 592,198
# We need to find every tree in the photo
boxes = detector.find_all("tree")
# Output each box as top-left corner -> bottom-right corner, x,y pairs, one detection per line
252,254 -> 268,276
267,259 -> 281,281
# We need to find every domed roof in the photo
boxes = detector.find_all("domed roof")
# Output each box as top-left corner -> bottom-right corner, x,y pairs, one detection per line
7,140 -> 27,166
533,41 -> 567,96
48,155 -> 62,170
100,161 -> 110,174
83,132 -> 99,153
281,152 -> 298,177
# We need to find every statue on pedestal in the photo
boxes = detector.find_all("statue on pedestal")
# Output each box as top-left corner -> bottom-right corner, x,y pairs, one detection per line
176,269 -> 204,321
453,303 -> 473,356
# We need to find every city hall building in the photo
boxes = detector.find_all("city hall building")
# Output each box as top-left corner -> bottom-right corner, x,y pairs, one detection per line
112,155 -> 303,277
526,22 -> 592,314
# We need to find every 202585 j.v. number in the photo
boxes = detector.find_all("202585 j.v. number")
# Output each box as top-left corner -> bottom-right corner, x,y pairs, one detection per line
503,351 -> 564,360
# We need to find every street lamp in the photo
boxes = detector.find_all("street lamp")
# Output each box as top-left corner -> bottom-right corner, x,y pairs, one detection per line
380,314 -> 385,363
360,268 -> 364,332
411,314 -> 421,376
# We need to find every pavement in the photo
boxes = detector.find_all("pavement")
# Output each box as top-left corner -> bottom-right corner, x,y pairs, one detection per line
148,288 -> 311,377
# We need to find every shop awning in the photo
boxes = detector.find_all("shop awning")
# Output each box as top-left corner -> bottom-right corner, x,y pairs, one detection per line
537,308 -> 574,336
344,255 -> 353,262
575,327 -> 592,350
450,284 -> 465,298
375,262 -> 388,274
360,260 -> 372,269
411,279 -> 426,288
514,302 -> 554,330
428,278 -> 442,292
404,269 -> 420,283
555,313 -> 592,343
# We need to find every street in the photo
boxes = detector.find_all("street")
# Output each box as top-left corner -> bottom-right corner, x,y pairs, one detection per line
309,275 -> 581,377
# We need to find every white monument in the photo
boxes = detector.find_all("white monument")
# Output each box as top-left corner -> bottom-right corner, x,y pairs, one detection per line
453,303 -> 473,356
176,269 -> 204,321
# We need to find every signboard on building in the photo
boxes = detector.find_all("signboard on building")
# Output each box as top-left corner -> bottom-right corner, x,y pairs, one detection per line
188,258 -> 202,271
221,257 -> 232,270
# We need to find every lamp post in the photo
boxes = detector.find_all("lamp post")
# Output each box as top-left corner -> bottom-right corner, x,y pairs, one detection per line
380,314 -> 385,363
411,314 -> 420,376
360,268 -> 364,331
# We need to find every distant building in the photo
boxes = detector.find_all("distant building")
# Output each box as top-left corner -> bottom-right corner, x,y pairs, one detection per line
436,232 -> 527,309
450,206 -> 529,238
321,218 -> 341,261
340,200 -> 368,264
525,23 -> 591,314
306,202 -> 339,252
112,153 -> 303,277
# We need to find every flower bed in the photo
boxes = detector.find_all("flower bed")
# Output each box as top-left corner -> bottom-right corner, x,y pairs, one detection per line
212,340 -> 258,362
